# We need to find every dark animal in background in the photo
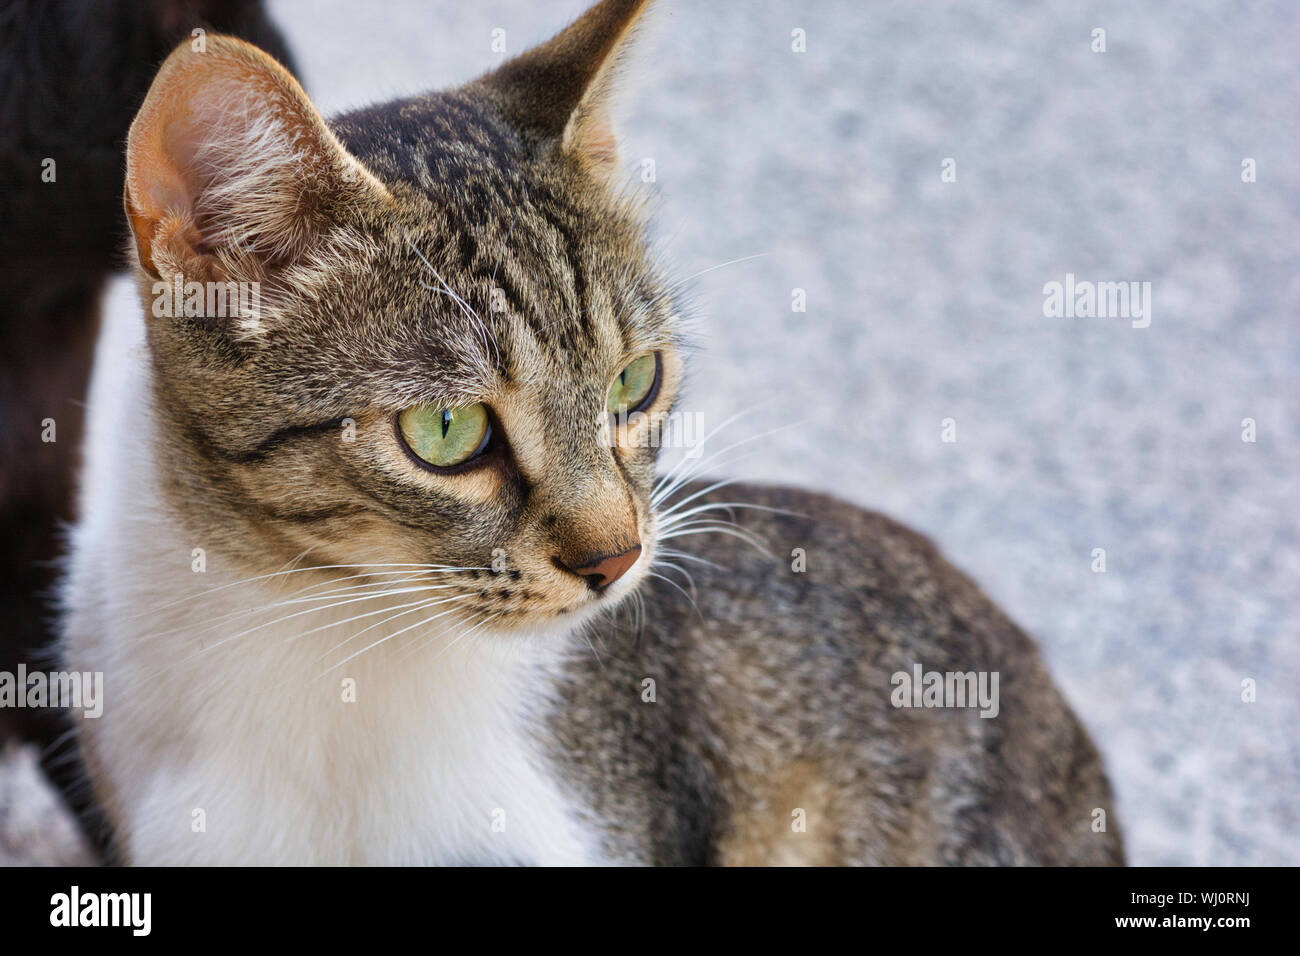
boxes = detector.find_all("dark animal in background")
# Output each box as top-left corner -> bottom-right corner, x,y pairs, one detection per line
0,0 -> 296,859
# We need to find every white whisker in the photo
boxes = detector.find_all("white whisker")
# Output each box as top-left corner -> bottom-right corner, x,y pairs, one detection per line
122,561 -> 482,623
406,232 -> 500,370
304,593 -> 474,660
657,523 -> 771,555
654,547 -> 724,571
646,569 -> 701,617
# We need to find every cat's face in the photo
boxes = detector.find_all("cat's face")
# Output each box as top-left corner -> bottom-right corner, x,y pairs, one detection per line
125,1 -> 681,629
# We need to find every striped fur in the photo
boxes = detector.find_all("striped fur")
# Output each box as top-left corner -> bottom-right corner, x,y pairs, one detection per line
60,0 -> 1124,865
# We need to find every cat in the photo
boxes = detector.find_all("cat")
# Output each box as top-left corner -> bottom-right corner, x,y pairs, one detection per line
0,0 -> 296,859
60,0 -> 1124,865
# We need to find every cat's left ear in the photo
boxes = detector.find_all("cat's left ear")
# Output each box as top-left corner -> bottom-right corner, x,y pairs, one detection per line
472,0 -> 654,183
124,34 -> 388,281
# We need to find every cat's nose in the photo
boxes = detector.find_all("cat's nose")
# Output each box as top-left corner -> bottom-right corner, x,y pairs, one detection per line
554,544 -> 642,592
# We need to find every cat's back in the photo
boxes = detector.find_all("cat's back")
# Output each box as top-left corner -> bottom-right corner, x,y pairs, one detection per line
549,483 -> 1125,866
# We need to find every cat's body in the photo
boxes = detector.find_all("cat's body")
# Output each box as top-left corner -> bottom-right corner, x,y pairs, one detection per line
67,294 -> 1120,864
61,0 -> 1123,865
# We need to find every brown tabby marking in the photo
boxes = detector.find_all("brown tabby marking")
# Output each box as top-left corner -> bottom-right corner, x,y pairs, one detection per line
62,0 -> 1125,866
719,760 -> 844,866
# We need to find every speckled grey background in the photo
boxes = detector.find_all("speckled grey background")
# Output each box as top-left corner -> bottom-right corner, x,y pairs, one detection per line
267,0 -> 1296,865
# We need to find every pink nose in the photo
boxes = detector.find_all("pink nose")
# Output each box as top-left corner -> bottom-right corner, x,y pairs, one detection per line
556,545 -> 642,591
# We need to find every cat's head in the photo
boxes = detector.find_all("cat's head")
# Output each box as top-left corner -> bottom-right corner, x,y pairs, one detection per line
123,0 -> 683,629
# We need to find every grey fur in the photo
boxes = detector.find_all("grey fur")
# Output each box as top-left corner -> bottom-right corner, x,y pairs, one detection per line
549,483 -> 1124,865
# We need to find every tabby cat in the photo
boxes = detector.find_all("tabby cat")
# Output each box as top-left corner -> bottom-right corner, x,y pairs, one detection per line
61,0 -> 1123,865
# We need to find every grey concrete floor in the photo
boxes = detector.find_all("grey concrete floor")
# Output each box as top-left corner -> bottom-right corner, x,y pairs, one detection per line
254,0 -> 1297,865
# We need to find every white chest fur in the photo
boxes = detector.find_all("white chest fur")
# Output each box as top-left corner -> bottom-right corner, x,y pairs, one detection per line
61,279 -> 602,865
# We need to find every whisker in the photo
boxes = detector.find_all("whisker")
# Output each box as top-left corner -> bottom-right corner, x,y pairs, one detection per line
402,610 -> 503,672
314,598 -> 502,679
655,477 -> 748,521
577,622 -> 604,668
653,559 -> 698,598
657,523 -> 771,556
406,232 -> 500,370
134,587 -> 470,686
632,589 -> 646,643
653,415 -> 798,508
654,547 -> 724,571
668,252 -> 768,289
658,499 -> 803,531
392,607 -> 487,663
121,561 -> 481,623
646,569 -> 702,619
141,579 -> 464,649
308,594 -> 475,668
651,405 -> 758,500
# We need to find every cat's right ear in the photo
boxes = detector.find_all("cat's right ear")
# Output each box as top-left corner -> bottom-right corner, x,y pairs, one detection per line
472,0 -> 654,185
124,35 -> 388,280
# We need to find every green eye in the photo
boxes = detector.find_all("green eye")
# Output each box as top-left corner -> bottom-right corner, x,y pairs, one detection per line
606,353 -> 660,414
397,403 -> 491,469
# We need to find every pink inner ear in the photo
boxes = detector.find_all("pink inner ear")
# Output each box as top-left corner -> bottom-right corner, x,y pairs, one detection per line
126,118 -> 198,275
566,104 -> 621,177
131,151 -> 193,223
583,119 -> 619,169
